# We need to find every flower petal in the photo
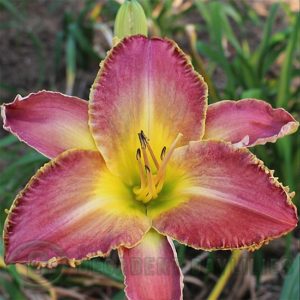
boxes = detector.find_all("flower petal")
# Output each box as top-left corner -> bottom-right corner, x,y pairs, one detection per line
148,141 -> 297,250
119,230 -> 183,300
4,150 -> 150,266
90,35 -> 207,177
203,99 -> 299,147
2,91 -> 97,158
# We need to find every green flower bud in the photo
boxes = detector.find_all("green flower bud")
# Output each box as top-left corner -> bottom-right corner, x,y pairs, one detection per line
114,0 -> 148,40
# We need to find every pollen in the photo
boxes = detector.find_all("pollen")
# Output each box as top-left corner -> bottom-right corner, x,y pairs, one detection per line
134,131 -> 182,203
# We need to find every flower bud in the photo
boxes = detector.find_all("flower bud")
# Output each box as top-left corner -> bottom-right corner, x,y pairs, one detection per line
114,0 -> 148,40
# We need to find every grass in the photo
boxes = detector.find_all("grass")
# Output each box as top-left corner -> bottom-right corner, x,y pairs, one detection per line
0,0 -> 299,299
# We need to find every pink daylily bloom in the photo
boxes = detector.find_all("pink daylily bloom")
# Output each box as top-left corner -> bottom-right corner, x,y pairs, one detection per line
2,35 -> 298,300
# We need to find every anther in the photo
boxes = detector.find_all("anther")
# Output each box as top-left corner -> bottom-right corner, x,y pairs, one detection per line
136,148 -> 141,160
138,132 -> 147,149
140,131 -> 160,170
160,146 -> 166,160
140,130 -> 149,142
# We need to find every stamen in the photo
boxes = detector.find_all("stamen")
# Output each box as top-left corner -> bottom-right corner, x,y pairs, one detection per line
141,131 -> 160,170
139,139 -> 151,171
155,173 -> 165,194
145,165 -> 157,200
135,186 -> 149,201
134,131 -> 182,203
138,132 -> 157,201
155,133 -> 183,185
136,148 -> 146,188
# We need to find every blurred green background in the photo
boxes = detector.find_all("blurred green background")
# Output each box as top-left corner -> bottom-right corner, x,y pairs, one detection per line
0,0 -> 299,299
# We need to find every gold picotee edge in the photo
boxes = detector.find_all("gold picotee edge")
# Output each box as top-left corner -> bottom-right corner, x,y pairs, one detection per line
3,149 -> 152,269
152,140 -> 298,252
88,35 -> 209,150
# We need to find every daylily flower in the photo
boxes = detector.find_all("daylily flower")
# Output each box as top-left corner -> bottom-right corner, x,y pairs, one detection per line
2,35 -> 299,300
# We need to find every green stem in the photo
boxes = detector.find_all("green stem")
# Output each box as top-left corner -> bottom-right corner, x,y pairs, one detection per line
208,250 -> 243,300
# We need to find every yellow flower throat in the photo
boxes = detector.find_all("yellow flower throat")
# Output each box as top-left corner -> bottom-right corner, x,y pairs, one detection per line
133,130 -> 182,203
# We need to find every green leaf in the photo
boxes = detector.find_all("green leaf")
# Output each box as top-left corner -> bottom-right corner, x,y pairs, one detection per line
276,13 -> 299,107
276,136 -> 294,189
196,42 -> 225,66
0,82 -> 19,94
0,277 -> 26,300
234,53 -> 257,88
253,250 -> 264,286
7,265 -> 23,288
0,135 -> 18,148
194,1 -> 210,25
0,152 -> 45,185
80,259 -> 124,282
54,31 -> 64,76
241,88 -> 263,99
205,252 -> 215,282
28,32 -> 46,90
0,0 -> 24,22
113,290 -> 126,300
174,241 -> 186,267
65,33 -> 76,95
78,0 -> 95,23
221,6 -> 242,53
280,254 -> 300,300
254,3 -> 279,77
207,2 -> 223,49
223,4 -> 242,24
71,24 -> 99,60
261,42 -> 286,77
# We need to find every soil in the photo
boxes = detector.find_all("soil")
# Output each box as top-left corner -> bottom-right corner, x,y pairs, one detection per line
0,0 -> 103,102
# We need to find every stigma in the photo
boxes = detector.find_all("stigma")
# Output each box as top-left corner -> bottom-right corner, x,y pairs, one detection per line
134,130 -> 182,203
